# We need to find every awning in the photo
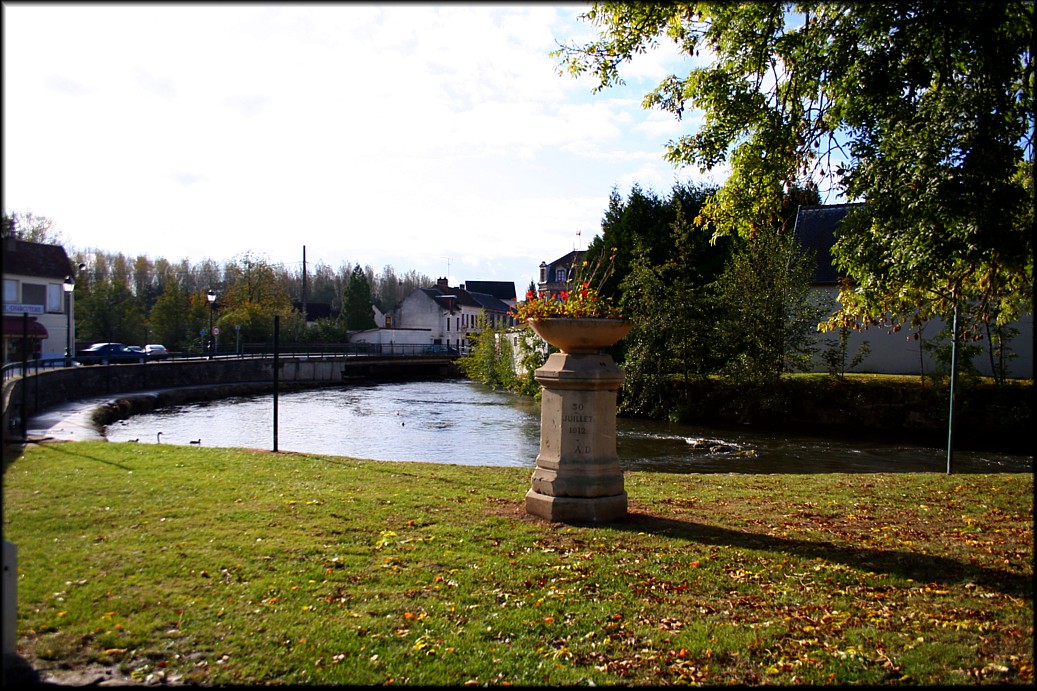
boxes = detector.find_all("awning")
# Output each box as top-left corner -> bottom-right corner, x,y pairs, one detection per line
3,315 -> 50,338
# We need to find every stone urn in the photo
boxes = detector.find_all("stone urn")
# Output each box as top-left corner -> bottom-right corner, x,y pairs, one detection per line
527,318 -> 632,354
525,318 -> 632,523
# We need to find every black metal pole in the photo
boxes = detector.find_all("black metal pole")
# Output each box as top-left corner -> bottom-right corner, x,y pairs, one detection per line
21,313 -> 28,440
65,289 -> 72,367
273,315 -> 280,452
946,300 -> 959,475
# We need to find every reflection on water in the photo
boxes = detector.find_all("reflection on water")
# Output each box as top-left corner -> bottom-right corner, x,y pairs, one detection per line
104,380 -> 1033,474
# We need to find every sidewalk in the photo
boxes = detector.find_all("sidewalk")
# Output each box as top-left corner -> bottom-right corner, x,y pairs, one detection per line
25,397 -> 112,442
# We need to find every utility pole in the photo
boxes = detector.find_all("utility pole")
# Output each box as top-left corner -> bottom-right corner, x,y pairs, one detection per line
301,245 -> 308,324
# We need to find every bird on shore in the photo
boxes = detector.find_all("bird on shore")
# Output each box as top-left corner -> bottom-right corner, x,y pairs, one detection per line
190,439 -> 202,445
129,438 -> 139,443
156,432 -> 164,443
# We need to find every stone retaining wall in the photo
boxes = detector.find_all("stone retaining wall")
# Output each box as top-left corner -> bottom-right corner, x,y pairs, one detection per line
2,356 -> 460,443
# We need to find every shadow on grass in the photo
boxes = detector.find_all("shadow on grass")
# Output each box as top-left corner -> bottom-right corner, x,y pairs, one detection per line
11,440 -> 135,471
613,509 -> 1032,600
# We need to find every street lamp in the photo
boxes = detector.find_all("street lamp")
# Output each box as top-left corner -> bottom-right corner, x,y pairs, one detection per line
207,289 -> 217,359
63,276 -> 75,367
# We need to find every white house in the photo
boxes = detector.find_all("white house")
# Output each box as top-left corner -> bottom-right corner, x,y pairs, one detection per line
794,204 -> 1033,379
2,236 -> 77,365
351,278 -> 518,354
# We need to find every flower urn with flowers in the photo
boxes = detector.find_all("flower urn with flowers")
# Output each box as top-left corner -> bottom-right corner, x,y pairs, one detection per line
512,248 -> 630,354
514,247 -> 632,523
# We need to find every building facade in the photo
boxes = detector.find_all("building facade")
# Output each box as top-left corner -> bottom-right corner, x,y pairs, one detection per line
2,237 -> 77,365
378,278 -> 518,354
538,250 -> 584,300
793,204 -> 1033,378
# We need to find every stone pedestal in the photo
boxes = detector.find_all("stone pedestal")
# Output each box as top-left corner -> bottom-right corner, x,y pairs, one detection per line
525,352 -> 627,523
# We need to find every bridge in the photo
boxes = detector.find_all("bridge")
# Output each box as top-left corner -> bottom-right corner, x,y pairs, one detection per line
2,350 -> 462,445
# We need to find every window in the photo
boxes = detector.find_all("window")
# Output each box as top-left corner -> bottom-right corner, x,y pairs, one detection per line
21,283 -> 45,307
555,267 -> 567,282
3,279 -> 17,303
48,284 -> 63,313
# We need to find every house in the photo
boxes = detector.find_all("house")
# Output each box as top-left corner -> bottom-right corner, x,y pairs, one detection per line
538,250 -> 584,299
463,281 -> 518,308
292,301 -> 336,325
793,204 -> 1033,378
2,235 -> 77,365
379,278 -> 519,354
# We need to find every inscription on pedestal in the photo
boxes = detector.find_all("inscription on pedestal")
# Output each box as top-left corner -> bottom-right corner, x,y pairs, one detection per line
564,403 -> 592,452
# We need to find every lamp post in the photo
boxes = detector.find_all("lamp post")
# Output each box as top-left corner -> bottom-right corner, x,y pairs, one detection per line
207,289 -> 217,359
63,276 -> 75,367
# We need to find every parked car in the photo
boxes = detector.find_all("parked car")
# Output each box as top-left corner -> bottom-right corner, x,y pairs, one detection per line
75,342 -> 147,365
144,344 -> 170,359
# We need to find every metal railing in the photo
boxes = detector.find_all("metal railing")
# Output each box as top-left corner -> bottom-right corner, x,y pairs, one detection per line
2,357 -> 76,382
2,343 -> 463,380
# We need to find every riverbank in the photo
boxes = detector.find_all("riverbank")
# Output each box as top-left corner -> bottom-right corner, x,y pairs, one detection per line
3,441 -> 1032,686
655,374 -> 1033,455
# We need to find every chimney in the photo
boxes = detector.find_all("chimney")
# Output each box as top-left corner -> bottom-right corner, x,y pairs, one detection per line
437,277 -> 449,288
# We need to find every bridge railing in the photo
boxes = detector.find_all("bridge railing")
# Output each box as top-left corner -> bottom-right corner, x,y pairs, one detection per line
2,357 -> 74,382
2,343 -> 463,380
236,342 -> 463,358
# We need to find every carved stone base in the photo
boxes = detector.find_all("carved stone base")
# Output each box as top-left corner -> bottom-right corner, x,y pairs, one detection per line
525,489 -> 628,523
526,351 -> 627,523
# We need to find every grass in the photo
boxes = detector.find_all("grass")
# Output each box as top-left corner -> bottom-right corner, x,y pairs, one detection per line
2,440 -> 1032,685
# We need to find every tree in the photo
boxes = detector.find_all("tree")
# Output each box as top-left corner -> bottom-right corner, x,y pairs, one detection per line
218,252 -> 295,344
2,211 -> 65,246
76,280 -> 146,345
587,183 -> 712,301
712,228 -> 825,387
457,312 -> 517,391
342,264 -> 377,331
148,283 -> 194,351
555,1 -> 1033,342
618,200 -> 732,417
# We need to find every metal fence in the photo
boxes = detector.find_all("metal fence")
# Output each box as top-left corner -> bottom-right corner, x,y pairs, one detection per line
2,343 -> 462,381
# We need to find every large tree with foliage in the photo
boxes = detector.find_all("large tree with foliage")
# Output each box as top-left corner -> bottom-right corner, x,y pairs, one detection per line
2,211 -> 66,246
147,283 -> 194,351
618,198 -> 732,416
713,228 -> 826,386
556,1 -> 1033,343
587,182 -> 716,301
342,264 -> 377,331
217,252 -> 296,344
76,280 -> 146,345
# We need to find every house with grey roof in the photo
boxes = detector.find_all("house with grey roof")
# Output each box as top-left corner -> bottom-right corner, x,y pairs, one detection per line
350,278 -> 518,354
538,250 -> 584,300
2,236 -> 77,365
793,204 -> 1032,378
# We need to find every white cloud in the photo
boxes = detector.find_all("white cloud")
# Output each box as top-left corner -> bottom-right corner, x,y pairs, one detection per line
3,3 -> 716,287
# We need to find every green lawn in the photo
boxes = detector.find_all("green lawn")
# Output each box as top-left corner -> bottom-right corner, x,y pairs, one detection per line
3,441 -> 1032,685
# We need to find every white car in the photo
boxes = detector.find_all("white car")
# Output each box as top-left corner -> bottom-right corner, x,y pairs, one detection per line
144,344 -> 170,359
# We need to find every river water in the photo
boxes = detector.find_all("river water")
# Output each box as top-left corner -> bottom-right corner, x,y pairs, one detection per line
103,380 -> 1031,474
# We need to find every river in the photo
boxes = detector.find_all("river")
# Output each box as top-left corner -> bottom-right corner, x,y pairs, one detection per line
100,380 -> 1032,474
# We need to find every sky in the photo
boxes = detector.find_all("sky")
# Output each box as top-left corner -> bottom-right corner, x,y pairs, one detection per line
3,2 -> 723,294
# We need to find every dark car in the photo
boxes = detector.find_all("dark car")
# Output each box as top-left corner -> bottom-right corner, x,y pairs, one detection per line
75,342 -> 147,365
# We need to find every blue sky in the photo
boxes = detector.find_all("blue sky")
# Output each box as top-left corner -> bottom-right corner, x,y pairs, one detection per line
3,3 -> 724,292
